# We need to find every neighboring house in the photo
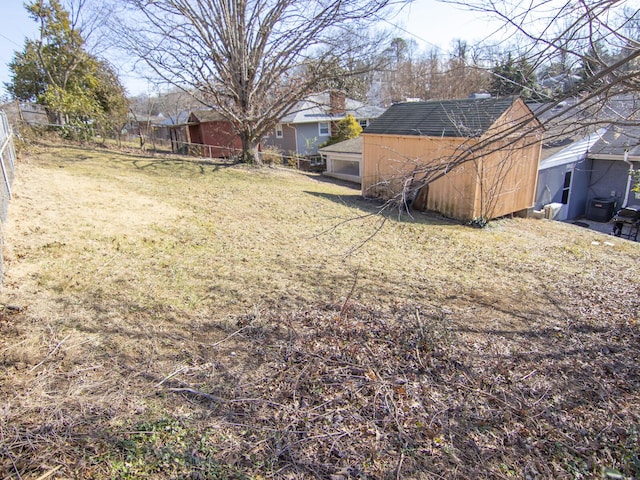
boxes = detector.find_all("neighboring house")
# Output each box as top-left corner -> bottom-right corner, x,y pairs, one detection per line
164,109 -> 241,158
361,96 -> 543,222
318,137 -> 362,183
0,102 -> 48,126
539,73 -> 583,96
160,111 -> 191,154
535,129 -> 606,221
586,125 -> 640,218
263,91 -> 385,157
532,97 -> 640,222
125,112 -> 168,142
186,110 -> 242,158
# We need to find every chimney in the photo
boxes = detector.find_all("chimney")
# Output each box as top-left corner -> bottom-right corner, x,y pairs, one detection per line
329,90 -> 346,116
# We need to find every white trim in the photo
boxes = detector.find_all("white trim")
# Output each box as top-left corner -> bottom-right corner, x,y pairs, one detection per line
587,153 -> 640,162
275,123 -> 283,138
318,122 -> 330,137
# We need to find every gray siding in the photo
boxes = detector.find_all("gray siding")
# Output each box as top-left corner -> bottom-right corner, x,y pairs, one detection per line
589,159 -> 639,210
536,158 -> 591,220
296,123 -> 330,155
262,124 -> 297,155
568,160 -> 592,219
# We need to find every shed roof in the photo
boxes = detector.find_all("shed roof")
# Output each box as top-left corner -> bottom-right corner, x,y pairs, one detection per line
158,111 -> 190,126
363,97 -> 519,138
318,136 -> 362,155
189,110 -> 229,123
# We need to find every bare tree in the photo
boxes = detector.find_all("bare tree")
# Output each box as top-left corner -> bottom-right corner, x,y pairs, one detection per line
110,0 -> 406,164
372,37 -> 493,106
441,0 -> 640,118
430,40 -> 492,100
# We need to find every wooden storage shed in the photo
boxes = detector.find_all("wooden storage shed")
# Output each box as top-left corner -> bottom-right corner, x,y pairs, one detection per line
362,97 -> 543,221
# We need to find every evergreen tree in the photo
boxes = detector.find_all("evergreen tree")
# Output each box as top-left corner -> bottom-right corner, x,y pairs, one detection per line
6,0 -> 128,138
321,114 -> 362,147
489,53 -> 538,99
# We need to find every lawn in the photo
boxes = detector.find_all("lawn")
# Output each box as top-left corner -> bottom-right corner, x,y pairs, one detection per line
1,142 -> 639,479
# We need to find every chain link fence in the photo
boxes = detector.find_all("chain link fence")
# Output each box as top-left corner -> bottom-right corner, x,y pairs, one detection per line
0,110 -> 17,283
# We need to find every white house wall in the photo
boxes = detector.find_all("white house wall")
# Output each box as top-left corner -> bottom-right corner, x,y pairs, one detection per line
324,152 -> 361,183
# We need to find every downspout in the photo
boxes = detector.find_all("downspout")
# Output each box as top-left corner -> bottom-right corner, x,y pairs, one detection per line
623,149 -> 633,208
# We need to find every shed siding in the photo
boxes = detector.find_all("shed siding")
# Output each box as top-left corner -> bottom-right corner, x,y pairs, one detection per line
362,134 -> 479,220
474,134 -> 541,219
362,102 -> 542,221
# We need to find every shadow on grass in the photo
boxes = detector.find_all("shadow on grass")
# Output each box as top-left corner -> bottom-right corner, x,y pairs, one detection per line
304,189 -> 460,227
131,157 -> 234,174
35,141 -> 238,174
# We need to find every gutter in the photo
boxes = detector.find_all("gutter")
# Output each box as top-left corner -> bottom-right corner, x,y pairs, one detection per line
623,149 -> 634,208
586,153 -> 640,162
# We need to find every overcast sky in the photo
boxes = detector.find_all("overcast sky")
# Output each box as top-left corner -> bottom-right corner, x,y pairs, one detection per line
0,0 -> 495,98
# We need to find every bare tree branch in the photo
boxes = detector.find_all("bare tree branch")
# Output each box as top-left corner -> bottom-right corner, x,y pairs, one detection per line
109,0 -> 408,164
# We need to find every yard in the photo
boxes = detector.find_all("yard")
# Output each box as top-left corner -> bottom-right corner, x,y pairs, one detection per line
1,142 -> 639,479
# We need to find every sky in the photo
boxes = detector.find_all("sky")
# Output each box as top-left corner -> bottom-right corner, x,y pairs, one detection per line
0,0 -> 495,98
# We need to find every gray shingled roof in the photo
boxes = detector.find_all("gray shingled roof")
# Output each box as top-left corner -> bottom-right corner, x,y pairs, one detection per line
280,92 -> 385,124
317,136 -> 362,155
190,110 -> 228,123
589,124 -> 640,157
364,97 -> 518,138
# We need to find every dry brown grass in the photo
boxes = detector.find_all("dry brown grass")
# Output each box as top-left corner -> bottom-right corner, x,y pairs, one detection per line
0,142 -> 639,479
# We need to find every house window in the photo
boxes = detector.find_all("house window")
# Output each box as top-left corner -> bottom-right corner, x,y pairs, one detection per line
275,124 -> 283,138
359,119 -> 369,128
319,122 -> 330,136
561,170 -> 572,204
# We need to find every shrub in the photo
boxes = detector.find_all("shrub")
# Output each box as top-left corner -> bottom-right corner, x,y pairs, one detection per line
260,146 -> 282,166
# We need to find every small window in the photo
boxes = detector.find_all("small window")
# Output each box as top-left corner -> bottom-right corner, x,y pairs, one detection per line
359,119 -> 369,128
561,170 -> 572,204
319,122 -> 330,136
275,124 -> 283,138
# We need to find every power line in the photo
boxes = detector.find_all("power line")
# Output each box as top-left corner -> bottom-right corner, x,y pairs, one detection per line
0,32 -> 24,49
373,13 -> 443,53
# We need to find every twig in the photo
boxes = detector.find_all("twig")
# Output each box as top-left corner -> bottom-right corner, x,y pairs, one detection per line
518,369 -> 538,382
155,365 -> 189,387
0,338 -> 28,355
396,451 -> 404,480
5,448 -> 23,480
343,215 -> 388,257
34,466 -> 62,480
167,387 -> 224,402
29,334 -> 71,372
339,267 -> 360,320
531,386 -> 552,407
208,320 -> 256,348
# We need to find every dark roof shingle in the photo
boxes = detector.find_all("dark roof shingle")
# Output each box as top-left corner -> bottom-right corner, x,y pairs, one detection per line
363,97 -> 518,138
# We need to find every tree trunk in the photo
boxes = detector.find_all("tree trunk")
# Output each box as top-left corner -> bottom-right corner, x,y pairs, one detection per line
240,131 -> 262,166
